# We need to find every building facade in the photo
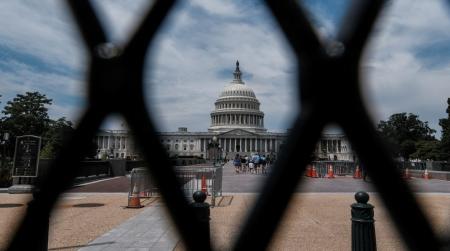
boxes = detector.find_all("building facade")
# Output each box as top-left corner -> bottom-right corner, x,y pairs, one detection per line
94,62 -> 354,161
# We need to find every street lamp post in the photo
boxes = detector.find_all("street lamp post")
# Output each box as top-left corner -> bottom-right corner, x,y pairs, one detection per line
212,136 -> 218,165
0,132 -> 10,168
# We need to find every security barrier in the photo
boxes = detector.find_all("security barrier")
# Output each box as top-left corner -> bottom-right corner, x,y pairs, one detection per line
7,1 -> 444,250
129,165 -> 223,206
311,161 -> 356,178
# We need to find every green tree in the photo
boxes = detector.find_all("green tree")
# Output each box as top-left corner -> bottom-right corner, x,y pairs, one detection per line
439,98 -> 450,161
40,117 -> 74,159
377,113 -> 436,160
1,92 -> 52,157
1,92 -> 52,136
410,140 -> 441,160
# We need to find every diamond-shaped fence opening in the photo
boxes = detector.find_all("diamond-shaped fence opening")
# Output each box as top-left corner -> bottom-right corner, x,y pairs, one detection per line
6,1 -> 446,251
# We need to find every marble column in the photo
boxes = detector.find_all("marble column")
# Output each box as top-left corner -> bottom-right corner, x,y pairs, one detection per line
204,139 -> 207,153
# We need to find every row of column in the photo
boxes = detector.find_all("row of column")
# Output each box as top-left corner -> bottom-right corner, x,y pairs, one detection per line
202,137 -> 276,153
320,139 -> 342,153
96,136 -> 127,150
217,103 -> 257,110
211,114 -> 264,127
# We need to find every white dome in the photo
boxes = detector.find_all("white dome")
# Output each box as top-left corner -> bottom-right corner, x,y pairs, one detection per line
209,61 -> 266,133
219,83 -> 256,98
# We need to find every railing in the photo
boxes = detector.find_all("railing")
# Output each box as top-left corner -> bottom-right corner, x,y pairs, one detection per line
176,165 -> 223,206
130,165 -> 223,206
6,1 -> 446,250
75,161 -> 111,177
312,161 -> 356,177
396,161 -> 450,171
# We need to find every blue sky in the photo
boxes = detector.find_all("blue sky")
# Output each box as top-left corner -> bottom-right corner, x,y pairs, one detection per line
0,0 -> 450,138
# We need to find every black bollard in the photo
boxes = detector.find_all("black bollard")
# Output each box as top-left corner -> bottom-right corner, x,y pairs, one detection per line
351,191 -> 376,251
191,191 -> 211,245
29,188 -> 49,251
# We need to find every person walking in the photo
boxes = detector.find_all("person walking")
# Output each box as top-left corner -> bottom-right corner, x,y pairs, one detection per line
361,163 -> 368,181
241,155 -> 247,173
248,160 -> 255,174
233,154 -> 241,174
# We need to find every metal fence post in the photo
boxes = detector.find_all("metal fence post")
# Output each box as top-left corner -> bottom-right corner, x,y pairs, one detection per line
351,191 -> 376,251
191,191 -> 211,245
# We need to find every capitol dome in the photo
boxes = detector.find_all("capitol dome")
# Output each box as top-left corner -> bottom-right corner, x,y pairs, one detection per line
219,82 -> 256,98
209,61 -> 266,133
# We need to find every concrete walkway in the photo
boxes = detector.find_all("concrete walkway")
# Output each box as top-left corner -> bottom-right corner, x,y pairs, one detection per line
79,202 -> 178,251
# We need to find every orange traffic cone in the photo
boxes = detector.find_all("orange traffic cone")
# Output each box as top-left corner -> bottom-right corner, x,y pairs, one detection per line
327,164 -> 335,178
422,169 -> 431,180
311,165 -> 318,178
353,166 -> 362,179
201,175 -> 207,194
127,184 -> 143,208
403,168 -> 411,180
306,165 -> 312,177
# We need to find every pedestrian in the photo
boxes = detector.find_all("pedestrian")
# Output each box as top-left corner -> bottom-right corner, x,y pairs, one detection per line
261,155 -> 266,174
248,160 -> 254,174
253,154 -> 260,174
361,163 -> 367,181
241,156 -> 247,173
233,154 -> 241,174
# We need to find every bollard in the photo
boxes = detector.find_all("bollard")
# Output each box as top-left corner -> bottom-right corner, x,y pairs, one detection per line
191,191 -> 211,245
351,191 -> 376,251
30,188 -> 49,251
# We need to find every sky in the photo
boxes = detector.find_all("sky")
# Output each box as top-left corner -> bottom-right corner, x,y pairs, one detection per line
0,0 -> 450,138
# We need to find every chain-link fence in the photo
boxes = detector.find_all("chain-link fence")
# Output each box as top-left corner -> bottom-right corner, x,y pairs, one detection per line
7,1 -> 446,250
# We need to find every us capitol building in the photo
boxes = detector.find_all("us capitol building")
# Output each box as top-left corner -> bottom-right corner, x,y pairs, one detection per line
95,62 -> 355,161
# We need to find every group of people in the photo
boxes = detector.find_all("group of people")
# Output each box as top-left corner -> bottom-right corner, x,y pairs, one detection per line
233,154 -> 272,174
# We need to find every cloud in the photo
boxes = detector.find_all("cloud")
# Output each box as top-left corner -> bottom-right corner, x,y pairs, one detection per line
1,0 -> 449,139
363,0 -> 450,138
144,0 -> 297,132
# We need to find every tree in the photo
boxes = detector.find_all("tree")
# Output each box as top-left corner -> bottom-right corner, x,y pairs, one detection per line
1,92 -> 52,157
1,92 -> 52,136
439,98 -> 450,161
377,113 -> 436,160
410,140 -> 441,160
40,117 -> 74,159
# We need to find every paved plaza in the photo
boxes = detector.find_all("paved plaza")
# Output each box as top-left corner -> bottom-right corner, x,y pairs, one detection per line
78,200 -> 177,251
0,163 -> 448,250
220,162 -> 450,193
68,193 -> 449,251
68,162 -> 450,194
63,162 -> 450,250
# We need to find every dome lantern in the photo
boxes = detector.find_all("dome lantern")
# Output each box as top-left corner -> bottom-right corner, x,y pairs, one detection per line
233,60 -> 242,83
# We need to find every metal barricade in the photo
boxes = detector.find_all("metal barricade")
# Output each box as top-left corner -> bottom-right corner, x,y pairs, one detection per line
129,165 -> 223,206
129,167 -> 159,198
311,161 -> 356,177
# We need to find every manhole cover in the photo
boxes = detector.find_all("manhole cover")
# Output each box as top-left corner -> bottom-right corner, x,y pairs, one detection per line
0,203 -> 24,208
73,203 -> 104,208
